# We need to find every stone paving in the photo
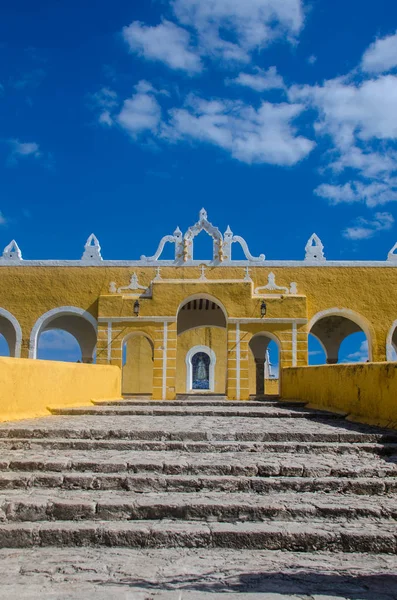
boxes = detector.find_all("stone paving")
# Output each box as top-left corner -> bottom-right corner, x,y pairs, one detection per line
0,397 -> 396,598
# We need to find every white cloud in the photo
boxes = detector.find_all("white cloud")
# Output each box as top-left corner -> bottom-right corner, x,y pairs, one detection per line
362,31 -> 397,74
229,67 -> 285,91
291,74 -> 397,206
6,139 -> 41,165
343,212 -> 394,240
172,0 -> 304,62
117,81 -> 162,137
162,94 -> 314,165
0,212 -> 7,226
92,87 -> 118,109
344,340 -> 369,363
38,330 -> 80,351
122,20 -> 202,73
307,55 -> 317,65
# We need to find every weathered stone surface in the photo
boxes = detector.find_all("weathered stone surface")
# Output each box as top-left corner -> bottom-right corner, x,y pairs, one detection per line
0,398 -> 396,597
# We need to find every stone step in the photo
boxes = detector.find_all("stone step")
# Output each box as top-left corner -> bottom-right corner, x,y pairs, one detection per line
0,451 -> 395,478
0,425 -> 394,443
0,490 -> 396,522
0,519 -> 395,552
93,399 -> 303,407
49,405 -> 341,419
0,471 -> 395,494
1,437 -> 396,455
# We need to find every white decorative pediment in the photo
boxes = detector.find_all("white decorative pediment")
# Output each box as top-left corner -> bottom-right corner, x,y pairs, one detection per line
109,273 -> 151,296
1,240 -> 22,261
254,272 -> 298,296
305,234 -> 325,263
140,209 -> 266,264
82,234 -> 102,262
388,242 -> 397,262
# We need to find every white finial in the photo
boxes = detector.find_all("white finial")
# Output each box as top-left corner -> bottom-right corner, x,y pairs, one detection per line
154,267 -> 162,280
199,264 -> 207,280
82,233 -> 102,262
388,242 -> 397,262
244,266 -> 251,281
2,240 -> 22,261
199,208 -> 208,220
305,234 -> 325,262
174,226 -> 182,238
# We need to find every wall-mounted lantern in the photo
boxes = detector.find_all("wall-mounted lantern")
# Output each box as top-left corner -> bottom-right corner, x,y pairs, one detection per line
134,300 -> 140,316
260,300 -> 267,318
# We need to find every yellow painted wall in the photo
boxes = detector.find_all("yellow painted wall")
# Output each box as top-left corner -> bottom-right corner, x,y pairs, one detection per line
0,357 -> 121,422
282,363 -> 397,429
122,335 -> 153,395
176,326 -> 227,394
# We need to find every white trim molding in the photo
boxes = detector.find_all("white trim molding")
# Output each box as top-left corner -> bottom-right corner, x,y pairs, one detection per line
236,324 -> 241,401
185,345 -> 216,393
0,307 -> 23,357
29,306 -> 97,359
162,322 -> 168,399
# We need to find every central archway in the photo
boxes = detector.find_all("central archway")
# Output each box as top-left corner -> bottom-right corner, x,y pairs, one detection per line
177,294 -> 227,395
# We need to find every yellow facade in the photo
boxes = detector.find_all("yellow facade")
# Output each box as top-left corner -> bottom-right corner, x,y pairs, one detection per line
1,210 -> 397,400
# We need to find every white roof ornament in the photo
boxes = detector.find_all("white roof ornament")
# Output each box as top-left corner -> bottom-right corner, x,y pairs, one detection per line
387,242 -> 397,262
140,208 -> 266,264
81,234 -> 102,262
305,234 -> 326,263
2,240 -> 22,261
254,272 -> 297,296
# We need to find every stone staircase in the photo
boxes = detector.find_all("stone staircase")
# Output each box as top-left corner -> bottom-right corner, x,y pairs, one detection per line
0,397 -> 397,598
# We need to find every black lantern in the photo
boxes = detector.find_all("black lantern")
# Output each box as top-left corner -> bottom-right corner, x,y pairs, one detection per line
134,300 -> 140,316
260,300 -> 267,318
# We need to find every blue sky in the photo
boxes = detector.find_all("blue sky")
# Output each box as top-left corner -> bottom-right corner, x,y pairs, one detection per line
1,0 -> 396,363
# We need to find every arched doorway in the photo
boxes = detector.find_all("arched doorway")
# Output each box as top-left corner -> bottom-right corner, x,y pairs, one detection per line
30,307 -> 97,363
122,333 -> 154,396
249,333 -> 280,396
0,308 -> 22,357
309,309 -> 372,364
176,295 -> 227,395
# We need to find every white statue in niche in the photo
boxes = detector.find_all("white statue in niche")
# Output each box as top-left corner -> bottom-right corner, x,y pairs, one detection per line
196,358 -> 207,381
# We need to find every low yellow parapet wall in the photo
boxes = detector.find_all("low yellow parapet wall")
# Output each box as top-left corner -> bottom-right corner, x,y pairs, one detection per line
282,363 -> 397,429
0,357 -> 121,422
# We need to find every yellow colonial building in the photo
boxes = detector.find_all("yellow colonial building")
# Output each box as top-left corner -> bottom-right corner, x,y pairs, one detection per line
1,208 -> 397,401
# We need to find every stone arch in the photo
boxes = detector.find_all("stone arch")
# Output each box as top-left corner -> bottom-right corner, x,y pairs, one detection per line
386,320 -> 397,361
121,331 -> 154,396
0,308 -> 22,357
249,331 -> 281,396
308,308 -> 373,364
185,345 -> 216,392
29,306 -> 97,362
177,294 -> 227,335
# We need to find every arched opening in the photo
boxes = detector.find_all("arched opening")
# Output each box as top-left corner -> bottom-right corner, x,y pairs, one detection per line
308,334 -> 327,365
30,307 -> 97,363
122,333 -> 154,396
309,309 -> 372,364
177,295 -> 227,394
0,309 -> 22,357
37,330 -> 83,362
249,333 -> 280,397
387,321 -> 397,361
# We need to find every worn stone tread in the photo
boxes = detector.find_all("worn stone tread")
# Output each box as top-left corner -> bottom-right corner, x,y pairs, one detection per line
0,518 -> 395,552
0,490 -> 396,522
2,547 -> 397,599
0,471 -> 396,494
0,450 -> 396,478
50,405 -> 341,419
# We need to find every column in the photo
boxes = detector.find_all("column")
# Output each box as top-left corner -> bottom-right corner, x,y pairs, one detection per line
255,358 -> 265,396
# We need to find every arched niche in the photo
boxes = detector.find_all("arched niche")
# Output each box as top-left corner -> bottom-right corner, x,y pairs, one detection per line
122,332 -> 154,396
308,308 -> 373,364
185,345 -> 216,393
0,308 -> 22,357
29,306 -> 97,363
